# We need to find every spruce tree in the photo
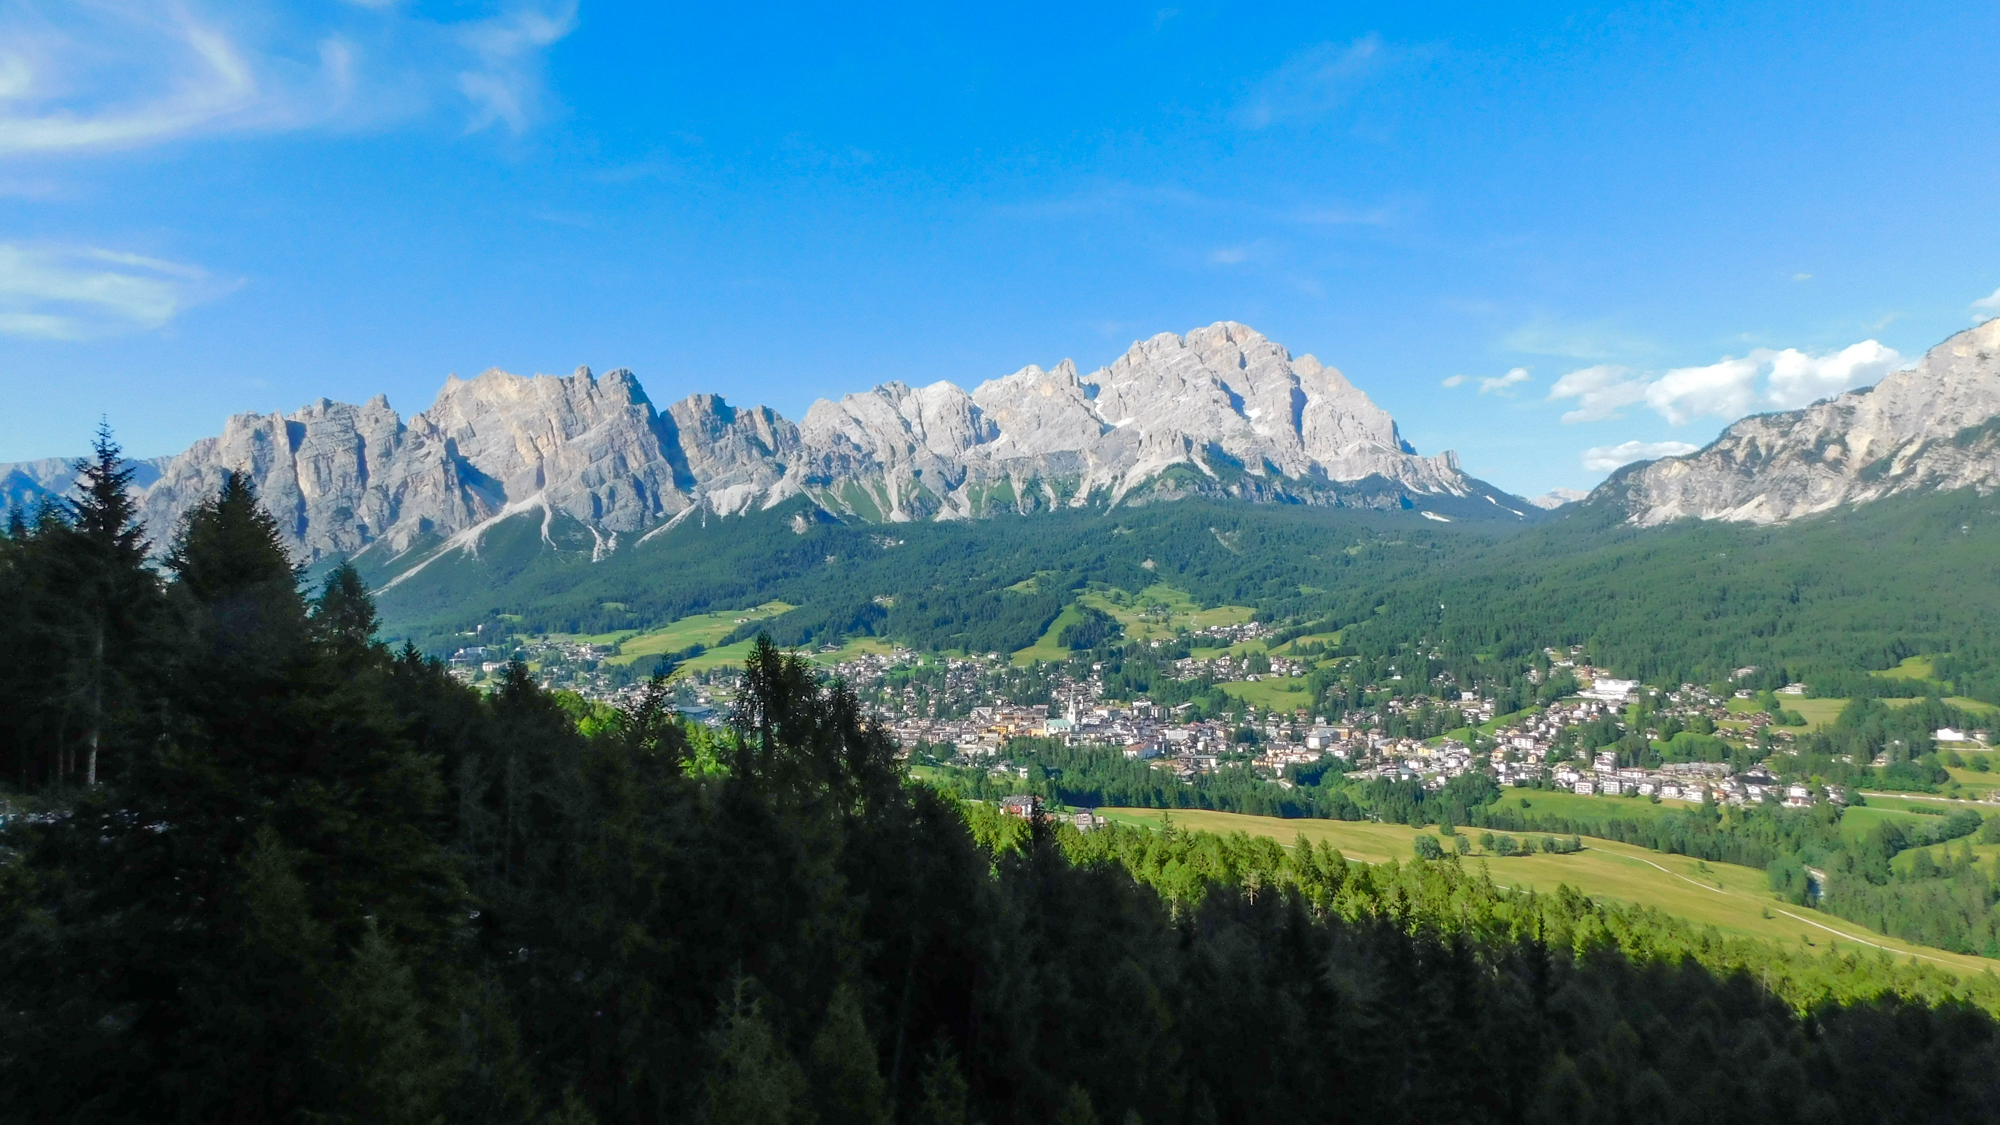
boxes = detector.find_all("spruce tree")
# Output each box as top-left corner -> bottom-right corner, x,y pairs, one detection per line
56,422 -> 160,785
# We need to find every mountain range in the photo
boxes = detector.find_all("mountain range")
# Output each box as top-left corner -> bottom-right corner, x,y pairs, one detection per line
2,323 -> 1529,582
8,318 -> 2000,589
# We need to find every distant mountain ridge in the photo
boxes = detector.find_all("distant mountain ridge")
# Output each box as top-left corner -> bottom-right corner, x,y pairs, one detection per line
1601,319 -> 2000,525
1,322 -> 1528,575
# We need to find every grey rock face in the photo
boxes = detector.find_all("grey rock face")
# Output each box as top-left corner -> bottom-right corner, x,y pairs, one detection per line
1609,319 -> 2000,525
2,321 -> 1503,567
1527,488 -> 1588,510
773,321 -> 1474,520
131,367 -> 704,564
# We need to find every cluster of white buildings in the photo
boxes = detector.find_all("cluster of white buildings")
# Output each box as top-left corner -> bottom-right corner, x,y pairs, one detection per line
1171,651 -> 1309,681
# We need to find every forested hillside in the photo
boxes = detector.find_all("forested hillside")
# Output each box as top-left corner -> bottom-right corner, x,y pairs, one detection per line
12,446 -> 2000,1123
370,483 -> 2000,701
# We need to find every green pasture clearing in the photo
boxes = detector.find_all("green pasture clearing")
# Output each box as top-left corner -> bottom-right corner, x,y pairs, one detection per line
1724,695 -> 1844,729
670,638 -> 765,675
1789,697 -> 1849,727
1853,792 -> 2000,817
1013,584 -> 1260,665
1096,807 -> 2000,975
1877,656 -> 1938,681
1838,804 -> 1943,843
1875,695 -> 2000,715
1478,708 -> 1539,736
804,637 -> 904,666
1492,790 -> 1695,824
1217,677 -> 1314,712
1013,603 -> 1092,665
571,602 -> 793,665
1943,767 -> 2000,796
1892,839 -> 2000,877
1271,631 -> 1342,656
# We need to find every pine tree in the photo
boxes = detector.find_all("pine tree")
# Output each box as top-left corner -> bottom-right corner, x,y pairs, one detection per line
914,1044 -> 973,1125
57,422 -> 159,785
808,983 -> 889,1125
702,979 -> 809,1125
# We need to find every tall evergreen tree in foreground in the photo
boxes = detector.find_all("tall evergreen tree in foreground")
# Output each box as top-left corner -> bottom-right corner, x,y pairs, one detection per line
0,424 -> 160,789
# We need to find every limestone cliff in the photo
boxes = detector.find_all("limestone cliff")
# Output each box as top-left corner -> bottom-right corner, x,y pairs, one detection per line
3,322 -> 1519,571
1605,319 -> 2000,525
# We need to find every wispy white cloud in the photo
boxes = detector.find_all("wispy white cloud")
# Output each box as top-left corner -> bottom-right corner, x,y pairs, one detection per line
1580,440 -> 1702,473
1440,374 -> 1466,388
457,1 -> 577,134
0,244 -> 230,339
1478,366 -> 1529,395
0,12 -> 263,155
1235,35 -> 1390,130
1975,286 -> 2000,315
0,0 -> 578,155
1548,341 -> 1906,425
1288,202 -> 1393,226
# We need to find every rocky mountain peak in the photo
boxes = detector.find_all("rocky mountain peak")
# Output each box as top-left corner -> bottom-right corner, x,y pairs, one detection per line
3,322 -> 1522,573
1606,319 -> 2000,525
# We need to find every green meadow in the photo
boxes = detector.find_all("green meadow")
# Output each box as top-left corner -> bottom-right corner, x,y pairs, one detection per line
1097,806 -> 2000,976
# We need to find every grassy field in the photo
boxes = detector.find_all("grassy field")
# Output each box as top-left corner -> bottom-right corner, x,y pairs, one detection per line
803,637 -> 903,666
1270,631 -> 1343,657
1216,677 -> 1315,712
1013,584 -> 1259,665
1892,839 -> 2000,877
559,602 -> 793,666
1725,695 -> 1846,729
1096,807 -> 2000,975
1012,602 -> 1093,665
1486,790 -> 1698,823
1837,803 -> 1946,843
1876,656 -> 1938,681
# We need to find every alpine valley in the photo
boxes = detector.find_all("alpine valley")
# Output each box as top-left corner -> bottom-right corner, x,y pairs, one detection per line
9,317 -> 2000,680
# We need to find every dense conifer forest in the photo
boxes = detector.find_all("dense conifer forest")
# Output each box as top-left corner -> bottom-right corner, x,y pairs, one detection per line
9,439 -> 2000,1122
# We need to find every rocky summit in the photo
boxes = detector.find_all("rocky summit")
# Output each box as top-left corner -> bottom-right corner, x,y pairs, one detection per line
2,322 -> 1519,568
1603,318 -> 2000,525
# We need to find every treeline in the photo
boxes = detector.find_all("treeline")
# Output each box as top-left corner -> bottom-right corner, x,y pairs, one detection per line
923,739 -> 1357,819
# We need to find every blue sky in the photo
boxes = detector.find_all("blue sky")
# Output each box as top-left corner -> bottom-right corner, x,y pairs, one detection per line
2,0 -> 1997,496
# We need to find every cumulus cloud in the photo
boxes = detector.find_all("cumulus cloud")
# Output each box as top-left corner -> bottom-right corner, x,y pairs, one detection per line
1546,365 -> 1648,423
1641,356 -> 1761,425
1478,367 -> 1529,395
0,0 -> 577,154
1975,286 -> 2000,315
1764,340 -> 1903,409
1440,374 -> 1466,388
1548,341 -> 1906,425
0,244 -> 229,339
1580,440 -> 1702,473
